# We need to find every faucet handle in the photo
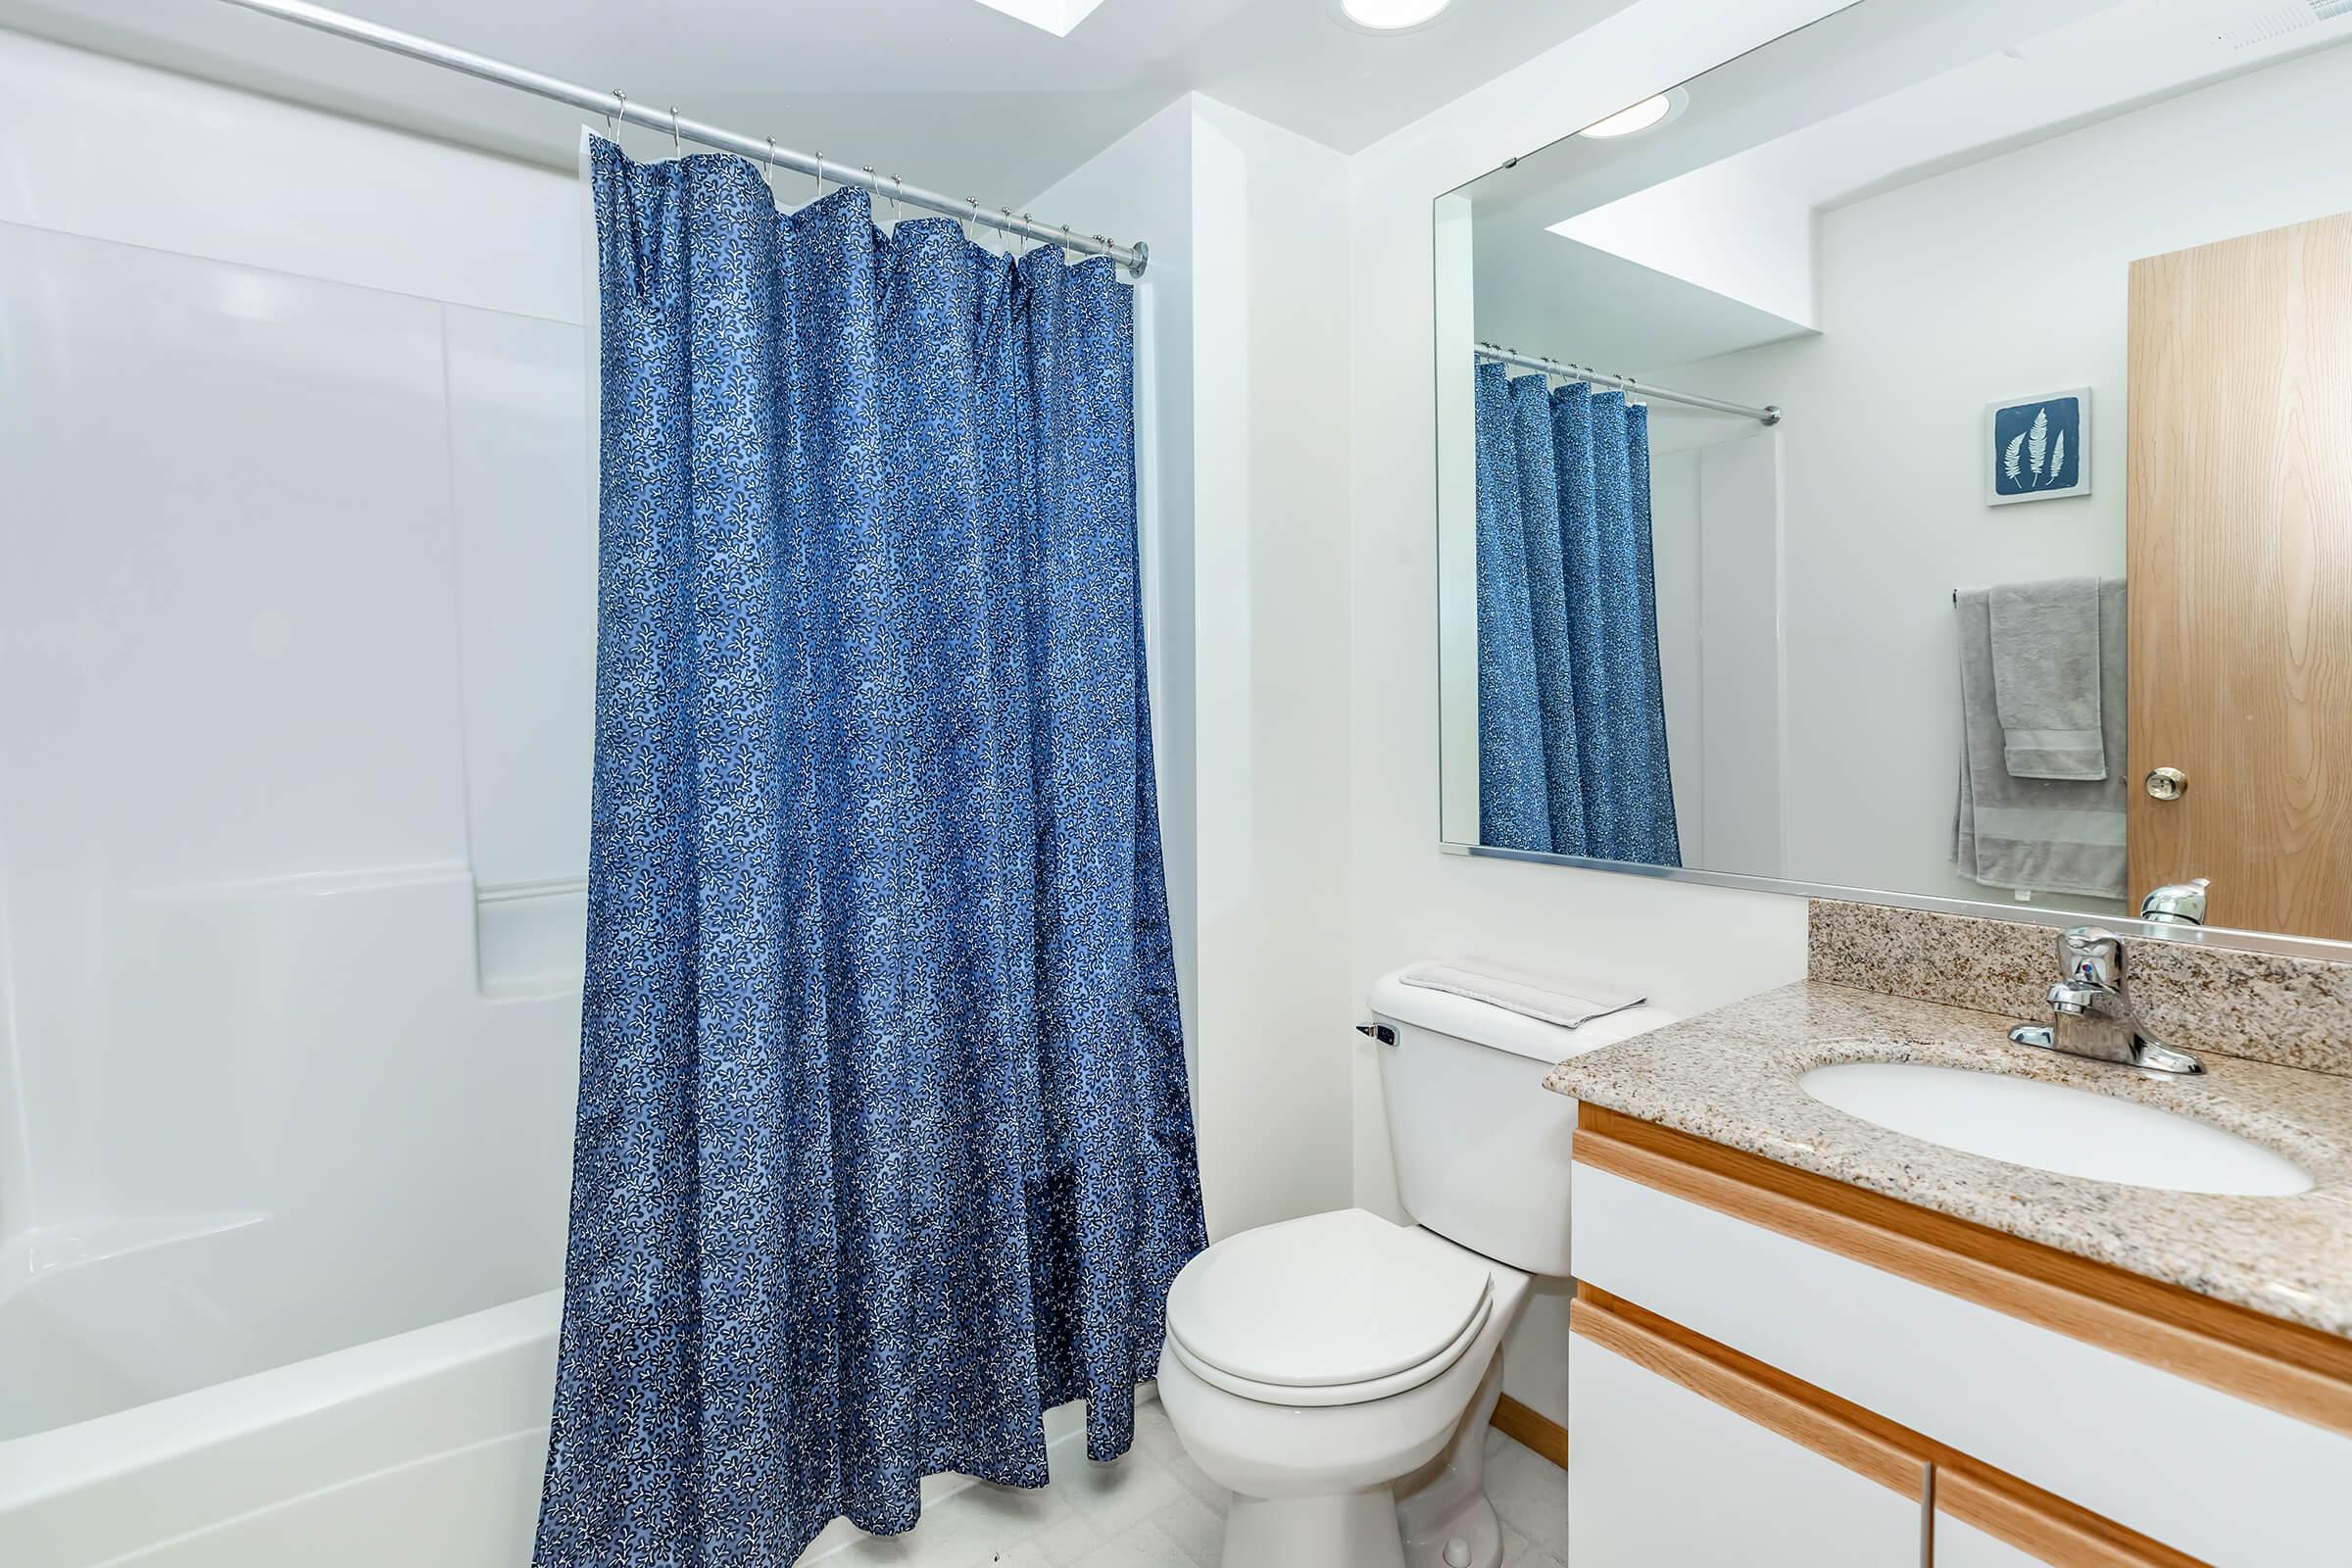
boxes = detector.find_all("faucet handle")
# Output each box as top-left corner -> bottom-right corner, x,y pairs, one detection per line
2058,925 -> 2122,989
2044,980 -> 2095,1016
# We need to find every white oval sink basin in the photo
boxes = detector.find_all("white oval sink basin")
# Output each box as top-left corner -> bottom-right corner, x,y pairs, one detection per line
1797,1062 -> 2313,1197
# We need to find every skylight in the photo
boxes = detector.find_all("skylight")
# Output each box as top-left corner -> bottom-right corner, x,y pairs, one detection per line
970,0 -> 1111,36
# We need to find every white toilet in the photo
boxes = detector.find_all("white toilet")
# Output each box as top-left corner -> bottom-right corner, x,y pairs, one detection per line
1156,968 -> 1674,1568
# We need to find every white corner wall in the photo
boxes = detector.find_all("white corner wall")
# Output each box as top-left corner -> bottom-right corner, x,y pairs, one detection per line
1026,94 -> 1357,1243
1343,0 -> 1853,1428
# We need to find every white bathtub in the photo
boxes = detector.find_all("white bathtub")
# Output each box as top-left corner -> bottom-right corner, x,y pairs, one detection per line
0,871 -> 579,1568
0,1276 -> 560,1568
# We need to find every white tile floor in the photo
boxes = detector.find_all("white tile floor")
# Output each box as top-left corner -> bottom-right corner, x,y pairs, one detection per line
797,1400 -> 1569,1568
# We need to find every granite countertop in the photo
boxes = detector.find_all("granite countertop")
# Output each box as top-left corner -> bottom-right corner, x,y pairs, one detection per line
1544,980 -> 2352,1337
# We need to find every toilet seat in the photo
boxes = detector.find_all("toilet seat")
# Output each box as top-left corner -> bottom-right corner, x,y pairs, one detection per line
1167,1291 -> 1493,1407
1164,1209 -> 1495,1408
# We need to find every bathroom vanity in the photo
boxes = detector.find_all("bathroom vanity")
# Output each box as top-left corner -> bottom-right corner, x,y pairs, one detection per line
1546,975 -> 2352,1566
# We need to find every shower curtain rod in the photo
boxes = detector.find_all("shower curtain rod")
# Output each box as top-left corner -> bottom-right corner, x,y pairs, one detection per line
1475,343 -> 1781,426
217,0 -> 1150,276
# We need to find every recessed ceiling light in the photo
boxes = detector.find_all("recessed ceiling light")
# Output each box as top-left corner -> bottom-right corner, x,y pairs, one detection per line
970,0 -> 1109,37
1337,0 -> 1452,33
1578,88 -> 1689,139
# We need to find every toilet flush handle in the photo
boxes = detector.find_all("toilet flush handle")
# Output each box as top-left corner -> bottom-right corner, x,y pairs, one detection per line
1355,1022 -> 1396,1046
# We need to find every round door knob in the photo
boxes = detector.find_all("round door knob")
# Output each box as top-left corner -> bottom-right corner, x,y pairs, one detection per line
2145,766 -> 2187,801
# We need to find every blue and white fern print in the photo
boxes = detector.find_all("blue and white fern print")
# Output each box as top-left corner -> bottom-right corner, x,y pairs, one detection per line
1991,394 -> 2082,497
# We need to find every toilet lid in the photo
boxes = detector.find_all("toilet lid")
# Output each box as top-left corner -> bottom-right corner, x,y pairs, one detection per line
1165,1209 -> 1494,1389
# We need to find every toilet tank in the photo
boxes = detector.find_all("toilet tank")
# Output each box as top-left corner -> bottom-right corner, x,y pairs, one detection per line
1368,968 -> 1676,1278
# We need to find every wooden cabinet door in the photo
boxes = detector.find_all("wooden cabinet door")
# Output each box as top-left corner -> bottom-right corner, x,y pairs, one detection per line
2126,212 -> 2352,939
1566,1319 -> 1926,1567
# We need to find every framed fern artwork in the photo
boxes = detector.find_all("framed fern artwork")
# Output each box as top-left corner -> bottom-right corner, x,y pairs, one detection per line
1985,388 -> 2090,505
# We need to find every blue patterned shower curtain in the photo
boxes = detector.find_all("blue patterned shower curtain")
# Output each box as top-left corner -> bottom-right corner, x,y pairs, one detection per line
1474,363 -> 1680,865
535,139 -> 1205,1568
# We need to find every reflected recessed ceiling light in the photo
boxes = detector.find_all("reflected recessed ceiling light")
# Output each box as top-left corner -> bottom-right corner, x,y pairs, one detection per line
971,0 -> 1109,37
1338,0 -> 1452,32
1579,89 -> 1687,138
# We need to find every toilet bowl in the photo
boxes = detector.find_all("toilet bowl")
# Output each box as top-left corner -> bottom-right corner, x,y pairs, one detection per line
1157,969 -> 1675,1568
1158,1209 -> 1529,1568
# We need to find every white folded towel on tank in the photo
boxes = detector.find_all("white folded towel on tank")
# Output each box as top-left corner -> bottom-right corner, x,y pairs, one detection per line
1397,957 -> 1646,1029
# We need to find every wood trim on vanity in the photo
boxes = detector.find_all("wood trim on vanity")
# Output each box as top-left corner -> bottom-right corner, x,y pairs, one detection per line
1574,1103 -> 2352,1438
1573,1288 -> 2209,1568
1935,1467 -> 2202,1568
1488,1394 -> 1567,1468
1571,1286 -> 1923,1495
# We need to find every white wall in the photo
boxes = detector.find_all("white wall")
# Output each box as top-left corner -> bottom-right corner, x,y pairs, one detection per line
1645,38 -> 2352,913
0,31 -> 576,318
1647,424 -> 1787,878
1026,95 -> 1357,1243
0,29 -> 585,1356
1344,0 -> 1851,1429
1650,445 -> 1709,858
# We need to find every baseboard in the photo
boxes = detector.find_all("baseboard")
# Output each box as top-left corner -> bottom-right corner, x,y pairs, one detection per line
1489,1393 -> 1567,1469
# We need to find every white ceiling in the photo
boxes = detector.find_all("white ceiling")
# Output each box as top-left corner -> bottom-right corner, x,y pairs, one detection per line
0,0 -> 1629,208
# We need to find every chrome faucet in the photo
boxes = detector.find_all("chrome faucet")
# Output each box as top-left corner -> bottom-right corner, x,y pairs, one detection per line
2007,926 -> 2203,1074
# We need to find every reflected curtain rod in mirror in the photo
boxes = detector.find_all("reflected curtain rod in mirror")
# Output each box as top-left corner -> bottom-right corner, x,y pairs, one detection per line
1474,343 -> 1782,425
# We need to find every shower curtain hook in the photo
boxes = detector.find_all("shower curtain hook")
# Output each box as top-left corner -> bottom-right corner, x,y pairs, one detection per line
667,107 -> 681,157
964,197 -> 980,245
861,165 -> 877,219
604,88 -> 626,135
1060,222 -> 1075,261
891,174 -> 905,228
813,154 -> 825,202
763,137 -> 778,191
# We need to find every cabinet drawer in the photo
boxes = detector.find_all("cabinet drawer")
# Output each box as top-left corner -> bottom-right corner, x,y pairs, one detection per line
1568,1314 -> 1925,1566
1572,1292 -> 2209,1568
1572,1109 -> 2352,1565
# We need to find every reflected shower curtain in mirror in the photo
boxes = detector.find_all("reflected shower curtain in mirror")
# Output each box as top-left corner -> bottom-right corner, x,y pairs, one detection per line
536,139 -> 1206,1568
1474,364 -> 1680,865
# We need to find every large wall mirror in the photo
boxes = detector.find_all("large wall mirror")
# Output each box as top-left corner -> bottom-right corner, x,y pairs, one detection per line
1435,0 -> 2352,948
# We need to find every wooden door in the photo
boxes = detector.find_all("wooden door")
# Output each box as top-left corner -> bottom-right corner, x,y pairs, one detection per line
2127,213 -> 2352,940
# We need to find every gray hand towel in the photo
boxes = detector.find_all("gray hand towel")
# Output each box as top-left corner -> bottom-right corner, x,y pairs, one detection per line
1397,957 -> 1645,1029
1953,579 -> 2127,899
1988,576 -> 2106,779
